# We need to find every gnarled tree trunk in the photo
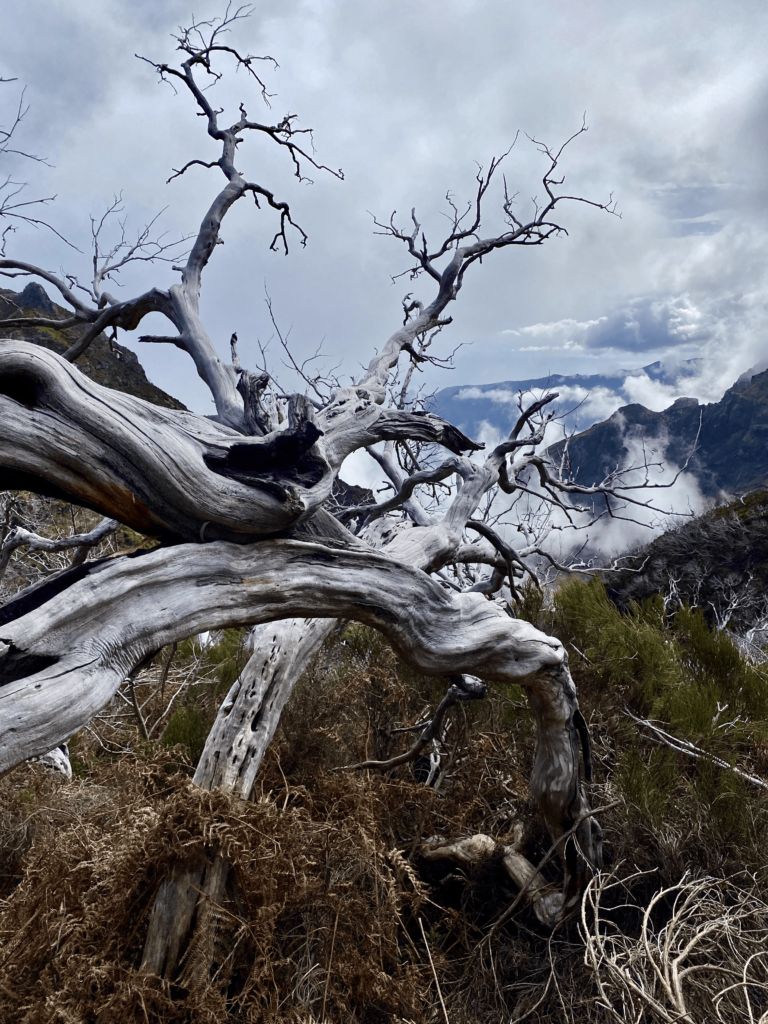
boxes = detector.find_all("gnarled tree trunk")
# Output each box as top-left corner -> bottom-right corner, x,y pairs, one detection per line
0,14 -> 621,990
141,616 -> 335,978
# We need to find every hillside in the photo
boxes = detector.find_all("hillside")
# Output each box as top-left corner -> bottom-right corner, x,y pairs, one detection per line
3,287 -> 768,1022
0,282 -> 186,410
2,579 -> 767,1023
432,359 -> 768,501
548,368 -> 768,497
606,487 -> 768,634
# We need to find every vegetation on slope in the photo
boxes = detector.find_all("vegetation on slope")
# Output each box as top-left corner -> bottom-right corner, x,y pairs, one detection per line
607,487 -> 768,634
0,282 -> 185,410
1,567 -> 766,1022
2,333 -> 767,1021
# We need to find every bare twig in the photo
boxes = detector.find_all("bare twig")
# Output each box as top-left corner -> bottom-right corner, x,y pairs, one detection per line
583,870 -> 768,1024
335,675 -> 486,773
486,801 -> 622,936
419,917 -> 450,1024
624,707 -> 768,790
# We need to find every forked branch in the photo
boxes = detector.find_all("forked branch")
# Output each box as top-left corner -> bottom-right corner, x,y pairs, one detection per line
0,516 -> 118,583
336,674 -> 487,773
0,82 -> 78,256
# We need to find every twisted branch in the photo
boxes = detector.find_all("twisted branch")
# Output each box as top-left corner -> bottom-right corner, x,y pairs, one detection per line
0,516 -> 118,583
336,674 -> 487,772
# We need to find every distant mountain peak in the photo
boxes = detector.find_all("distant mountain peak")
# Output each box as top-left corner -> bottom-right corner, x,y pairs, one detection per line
549,367 -> 768,498
430,358 -> 703,440
16,282 -> 56,315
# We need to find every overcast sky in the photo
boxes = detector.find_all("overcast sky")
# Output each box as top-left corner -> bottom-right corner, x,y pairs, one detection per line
2,0 -> 768,418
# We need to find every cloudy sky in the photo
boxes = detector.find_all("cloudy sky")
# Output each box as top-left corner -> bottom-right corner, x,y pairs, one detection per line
2,0 -> 768,420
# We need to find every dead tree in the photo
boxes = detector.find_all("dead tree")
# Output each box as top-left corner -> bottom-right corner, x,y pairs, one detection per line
0,8 -> 665,975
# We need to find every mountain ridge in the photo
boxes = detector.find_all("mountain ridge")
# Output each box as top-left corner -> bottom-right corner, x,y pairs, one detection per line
549,369 -> 768,497
430,358 -> 702,438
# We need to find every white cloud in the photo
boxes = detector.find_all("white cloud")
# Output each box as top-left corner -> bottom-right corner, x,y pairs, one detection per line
454,382 -> 631,436
516,317 -> 604,349
555,385 -> 625,426
473,419 -> 505,451
456,387 -> 518,406
621,373 -> 683,411
2,0 -> 768,413
579,439 -> 709,558
518,318 -> 606,339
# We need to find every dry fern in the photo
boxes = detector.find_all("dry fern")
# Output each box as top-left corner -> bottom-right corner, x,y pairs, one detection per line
2,620 -> 768,1023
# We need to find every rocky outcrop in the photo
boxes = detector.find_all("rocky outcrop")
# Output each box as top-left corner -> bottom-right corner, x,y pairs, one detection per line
0,283 -> 185,411
605,488 -> 768,633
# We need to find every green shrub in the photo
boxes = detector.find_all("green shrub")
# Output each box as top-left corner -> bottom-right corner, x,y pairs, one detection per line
550,577 -> 679,706
161,706 -> 209,764
547,577 -> 768,875
617,746 -> 679,824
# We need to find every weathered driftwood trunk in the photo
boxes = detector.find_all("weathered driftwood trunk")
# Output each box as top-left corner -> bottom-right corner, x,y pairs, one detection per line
193,618 -> 336,798
1,532 -> 573,766
0,530 -> 597,957
0,342 -> 473,541
140,616 -> 597,977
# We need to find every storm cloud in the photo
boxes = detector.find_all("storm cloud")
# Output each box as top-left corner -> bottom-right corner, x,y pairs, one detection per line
1,0 -> 767,412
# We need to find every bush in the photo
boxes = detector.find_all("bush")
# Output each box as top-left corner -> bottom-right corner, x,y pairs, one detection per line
1,592 -> 767,1022
547,577 -> 768,881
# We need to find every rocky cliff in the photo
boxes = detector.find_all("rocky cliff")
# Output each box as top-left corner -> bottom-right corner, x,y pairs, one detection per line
548,370 -> 768,497
0,282 -> 185,410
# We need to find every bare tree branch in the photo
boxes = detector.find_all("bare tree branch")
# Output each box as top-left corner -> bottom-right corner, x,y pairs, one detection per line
336,674 -> 486,772
0,83 -> 80,255
625,707 -> 768,790
0,516 -> 118,584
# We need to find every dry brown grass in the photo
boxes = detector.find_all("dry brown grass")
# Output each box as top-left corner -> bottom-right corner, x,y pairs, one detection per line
0,628 -> 573,1024
0,754 -> 427,1023
2,608 -> 768,1023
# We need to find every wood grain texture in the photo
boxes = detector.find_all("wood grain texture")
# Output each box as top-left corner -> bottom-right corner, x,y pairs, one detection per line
0,537 -> 565,768
0,341 -> 478,541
